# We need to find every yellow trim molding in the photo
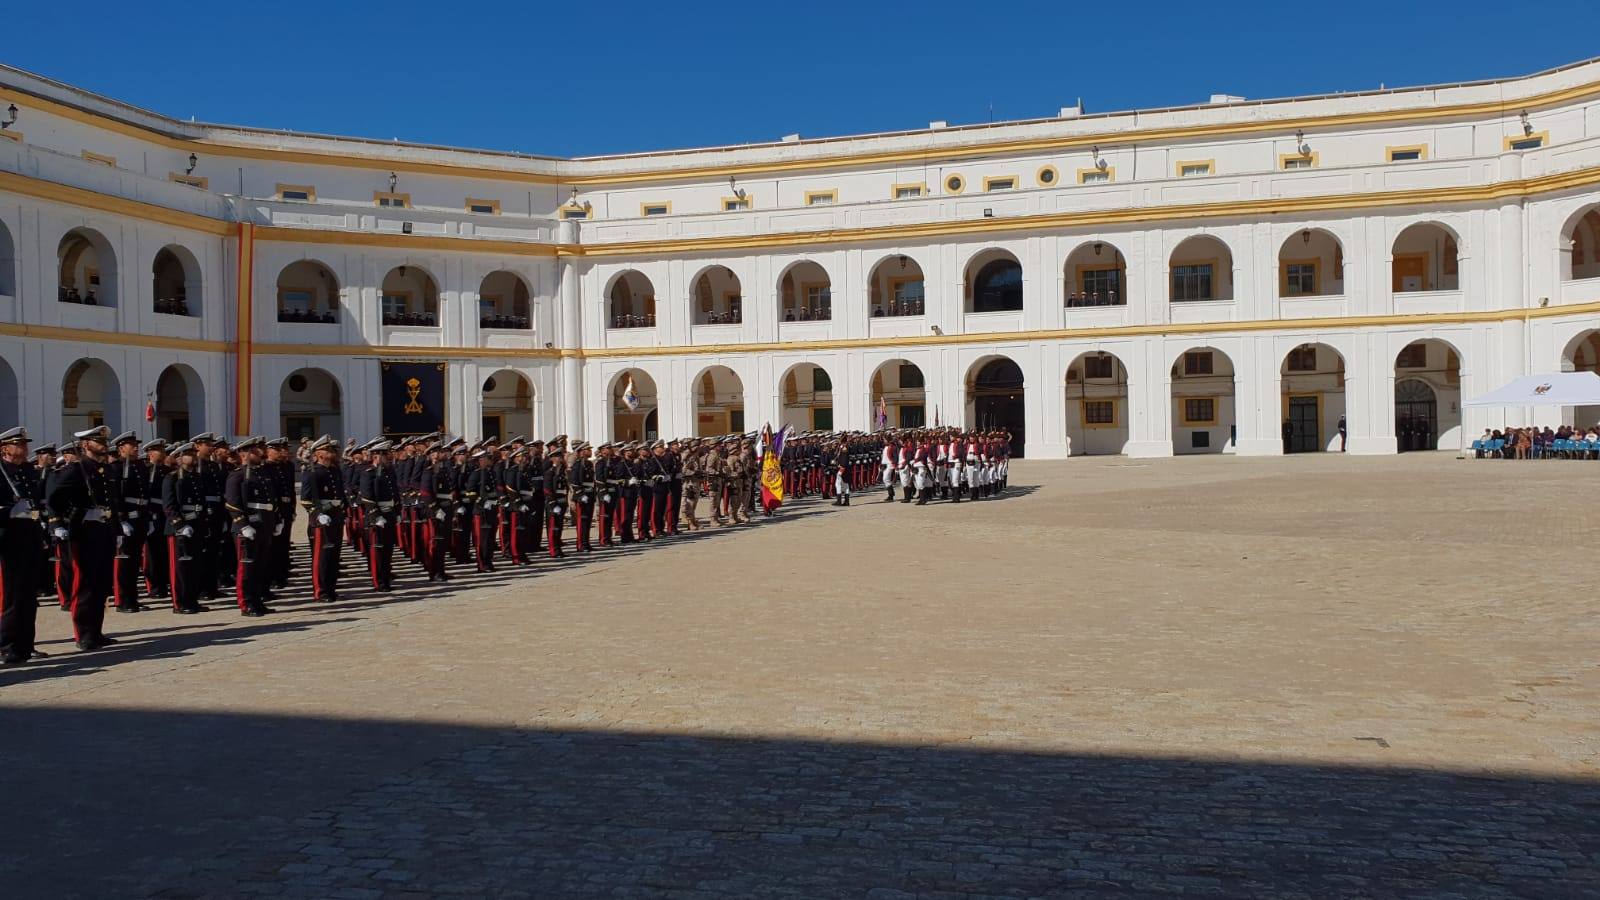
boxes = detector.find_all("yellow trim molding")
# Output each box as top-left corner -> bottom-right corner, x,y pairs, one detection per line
236,222 -> 254,433
0,130 -> 22,143
1036,165 -> 1060,187
373,191 -> 411,209
1079,398 -> 1119,429
944,173 -> 966,194
639,200 -> 671,216
168,172 -> 208,189
80,149 -> 115,167
1279,151 -> 1320,170
0,170 -> 232,235
1179,395 -> 1219,425
1077,166 -> 1114,184
721,195 -> 751,211
254,225 -> 560,257
891,182 -> 927,199
982,175 -> 1018,192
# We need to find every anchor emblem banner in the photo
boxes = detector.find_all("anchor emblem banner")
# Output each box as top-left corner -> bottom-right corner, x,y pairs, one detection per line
380,361 -> 447,435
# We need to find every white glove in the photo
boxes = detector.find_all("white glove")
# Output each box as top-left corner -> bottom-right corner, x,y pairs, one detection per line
240,526 -> 257,540
603,493 -> 614,503
52,526 -> 69,541
177,525 -> 194,538
318,514 -> 332,526
121,522 -> 134,537
373,516 -> 387,528
274,523 -> 285,536
434,509 -> 446,521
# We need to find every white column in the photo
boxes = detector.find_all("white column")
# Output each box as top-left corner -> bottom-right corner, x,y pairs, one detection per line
557,220 -> 583,439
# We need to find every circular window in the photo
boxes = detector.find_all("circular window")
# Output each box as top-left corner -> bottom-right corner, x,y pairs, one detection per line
1037,165 -> 1059,186
945,174 -> 965,194
483,377 -> 498,393
287,374 -> 308,393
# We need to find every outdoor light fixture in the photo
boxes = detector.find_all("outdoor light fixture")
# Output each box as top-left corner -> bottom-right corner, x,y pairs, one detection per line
1093,241 -> 1104,256
931,325 -> 944,336
1,103 -> 16,129
399,265 -> 407,277
186,153 -> 198,174
1296,130 -> 1311,157
1091,145 -> 1108,171
389,171 -> 398,193
728,176 -> 745,200
983,208 -> 994,218
897,254 -> 907,270
401,222 -> 413,234
1521,110 -> 1534,136
544,341 -> 555,349
1301,228 -> 1311,245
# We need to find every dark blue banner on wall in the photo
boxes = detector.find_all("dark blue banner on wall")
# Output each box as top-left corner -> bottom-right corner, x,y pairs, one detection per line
380,361 -> 447,435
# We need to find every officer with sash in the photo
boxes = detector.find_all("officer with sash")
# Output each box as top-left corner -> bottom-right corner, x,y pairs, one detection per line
0,427 -> 44,664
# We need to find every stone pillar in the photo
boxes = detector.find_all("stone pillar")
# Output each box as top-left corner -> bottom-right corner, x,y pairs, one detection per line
557,220 -> 583,439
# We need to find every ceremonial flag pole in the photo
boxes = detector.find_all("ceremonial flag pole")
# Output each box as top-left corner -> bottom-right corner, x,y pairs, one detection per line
759,423 -> 787,513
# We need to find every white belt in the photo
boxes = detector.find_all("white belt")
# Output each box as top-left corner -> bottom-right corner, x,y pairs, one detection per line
377,501 -> 396,509
83,508 -> 110,523
125,510 -> 141,519
125,497 -> 148,505
10,500 -> 36,520
325,499 -> 344,507
204,495 -> 221,502
247,502 -> 274,511
519,490 -> 534,497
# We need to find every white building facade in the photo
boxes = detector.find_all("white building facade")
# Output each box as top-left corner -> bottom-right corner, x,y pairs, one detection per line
4,58 -> 1600,456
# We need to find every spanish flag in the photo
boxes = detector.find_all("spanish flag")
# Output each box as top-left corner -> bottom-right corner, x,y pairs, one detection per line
759,424 -> 787,512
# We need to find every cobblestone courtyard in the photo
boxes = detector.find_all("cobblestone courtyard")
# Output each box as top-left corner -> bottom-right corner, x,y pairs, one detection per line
2,454 -> 1598,898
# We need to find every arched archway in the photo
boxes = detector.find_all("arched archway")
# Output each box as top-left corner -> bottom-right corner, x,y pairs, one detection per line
478,271 -> 531,330
0,218 -> 16,297
607,270 -> 656,329
1394,339 -> 1462,451
967,356 -> 1026,456
694,365 -> 745,436
869,359 -> 926,429
1563,207 -> 1600,281
1171,347 -> 1235,454
280,368 -> 342,441
152,245 -> 201,317
1064,241 -> 1127,307
276,260 -> 341,324
780,363 -> 833,432
611,369 -> 658,441
966,250 -> 1023,313
1280,343 -> 1346,452
481,369 -> 534,439
867,254 -> 925,317
58,227 -> 117,307
690,265 -> 743,325
1065,350 -> 1129,454
1560,329 -> 1600,426
154,364 -> 205,441
1277,228 -> 1345,298
1169,235 -> 1234,302
779,261 -> 831,322
1392,223 -> 1460,293
381,265 -> 439,326
61,358 -> 121,437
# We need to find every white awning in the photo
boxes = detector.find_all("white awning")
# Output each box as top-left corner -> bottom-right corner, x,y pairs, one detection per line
1463,372 -> 1600,407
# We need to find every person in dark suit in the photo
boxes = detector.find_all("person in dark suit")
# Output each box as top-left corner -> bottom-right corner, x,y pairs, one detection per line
224,437 -> 277,616
299,436 -> 348,601
358,442 -> 400,592
46,426 -> 122,650
0,427 -> 45,664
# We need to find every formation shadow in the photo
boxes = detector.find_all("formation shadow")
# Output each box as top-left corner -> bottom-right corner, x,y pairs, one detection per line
0,706 -> 1594,898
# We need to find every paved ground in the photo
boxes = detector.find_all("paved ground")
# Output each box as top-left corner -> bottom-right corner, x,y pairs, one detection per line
2,453 -> 1598,898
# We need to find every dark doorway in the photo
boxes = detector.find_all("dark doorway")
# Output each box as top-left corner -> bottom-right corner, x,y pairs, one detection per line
282,416 -> 316,441
971,358 -> 1027,457
1395,379 -> 1437,452
1286,396 -> 1319,453
971,259 -> 1024,312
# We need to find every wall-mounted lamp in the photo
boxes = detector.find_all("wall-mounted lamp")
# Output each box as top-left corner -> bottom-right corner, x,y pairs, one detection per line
1295,129 -> 1311,157
1093,241 -> 1104,256
1091,145 -> 1108,171
1520,110 -> 1534,136
728,176 -> 745,200
897,254 -> 907,270
388,171 -> 398,193
399,265 -> 407,277
930,325 -> 944,336
982,208 -> 994,218
186,153 -> 198,175
1,103 -> 16,130
1301,228 -> 1311,245
401,222 -> 413,235
544,341 -> 555,349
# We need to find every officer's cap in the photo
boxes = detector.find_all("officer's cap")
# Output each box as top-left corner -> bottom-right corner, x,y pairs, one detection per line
266,437 -> 289,449
451,445 -> 467,455
529,439 -> 545,447
470,448 -> 489,459
367,440 -> 393,453
33,442 -> 56,455
234,436 -> 265,452
481,435 -> 499,446
170,441 -> 196,456
308,435 -> 335,453
59,442 -> 82,455
0,426 -> 29,445
111,430 -> 140,446
75,425 -> 112,444
573,441 -> 590,452
141,439 -> 168,453
191,432 -> 217,444
508,435 -> 527,445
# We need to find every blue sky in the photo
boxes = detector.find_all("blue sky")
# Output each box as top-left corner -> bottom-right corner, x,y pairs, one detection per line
8,2 -> 1597,158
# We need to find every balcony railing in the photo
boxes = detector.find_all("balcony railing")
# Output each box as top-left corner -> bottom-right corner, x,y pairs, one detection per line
1064,292 -> 1124,308
154,297 -> 191,316
480,315 -> 531,330
872,299 -> 925,317
383,312 -> 438,327
611,313 -> 656,329
58,287 -> 103,306
278,309 -> 338,324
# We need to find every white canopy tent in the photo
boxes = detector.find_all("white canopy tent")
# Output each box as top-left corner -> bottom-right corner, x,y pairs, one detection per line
1464,372 -> 1600,407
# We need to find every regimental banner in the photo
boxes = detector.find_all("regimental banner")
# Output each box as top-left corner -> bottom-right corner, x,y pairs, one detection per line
380,361 -> 447,435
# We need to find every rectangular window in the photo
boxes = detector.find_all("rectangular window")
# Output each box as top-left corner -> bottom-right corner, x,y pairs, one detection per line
280,290 -> 313,314
1078,168 -> 1112,184
560,206 -> 589,220
466,198 -> 500,215
898,404 -> 925,428
1386,145 -> 1427,162
277,184 -> 316,202
1083,355 -> 1115,379
168,172 -> 208,189
722,196 -> 751,211
1079,267 -> 1123,303
640,202 -> 671,217
804,190 -> 837,206
1397,344 -> 1427,368
81,150 -> 116,167
1177,160 -> 1213,177
1507,133 -> 1546,151
381,294 -> 408,320
1286,346 -> 1318,372
804,285 -> 831,317
888,277 -> 924,315
374,192 -> 411,209
1172,264 -> 1215,302
899,364 -> 925,389
1082,400 -> 1116,426
1184,351 -> 1214,376
983,176 -> 1016,192
812,369 -> 832,392
1280,153 -> 1318,170
892,183 -> 926,199
1283,262 -> 1318,296
1183,397 -> 1217,425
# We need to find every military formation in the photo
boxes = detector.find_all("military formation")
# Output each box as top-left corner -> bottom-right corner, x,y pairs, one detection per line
0,424 -> 1012,666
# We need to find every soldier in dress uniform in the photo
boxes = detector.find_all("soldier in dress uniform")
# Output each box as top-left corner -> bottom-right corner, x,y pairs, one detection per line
213,438 -> 240,593
46,442 -> 79,610
299,435 -> 348,601
665,439 -> 684,535
522,440 -> 546,558
503,446 -> 535,565
266,438 -> 297,591
31,442 -> 56,600
416,440 -> 454,583
831,438 -> 852,506
542,445 -> 569,558
464,447 -> 499,572
449,442 -> 473,565
162,442 -> 209,614
342,444 -> 368,555
0,427 -> 45,665
110,431 -> 148,613
570,441 -> 596,553
225,437 -> 279,616
142,440 -> 173,598
645,441 -> 673,538
359,441 -> 400,592
46,425 -> 122,650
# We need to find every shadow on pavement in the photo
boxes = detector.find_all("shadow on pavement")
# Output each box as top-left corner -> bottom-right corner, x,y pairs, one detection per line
0,706 -> 1594,899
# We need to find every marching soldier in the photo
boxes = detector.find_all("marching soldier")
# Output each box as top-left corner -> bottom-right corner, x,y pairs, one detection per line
343,443 -> 367,554
464,447 -> 498,572
416,441 -> 454,583
523,440 -> 547,558
679,440 -> 704,531
542,444 -> 569,558
47,442 -> 78,610
110,430 -> 148,613
665,439 -> 684,535
266,438 -> 296,591
358,441 -> 400,592
645,441 -> 673,538
32,442 -> 56,601
449,443 -> 473,565
162,442 -> 208,614
224,437 -> 277,617
504,446 -> 534,565
142,440 -> 173,598
831,439 -> 852,506
570,441 -> 596,553
616,444 -> 639,543
0,427 -> 44,664
46,426 -> 122,651
299,436 -> 348,601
